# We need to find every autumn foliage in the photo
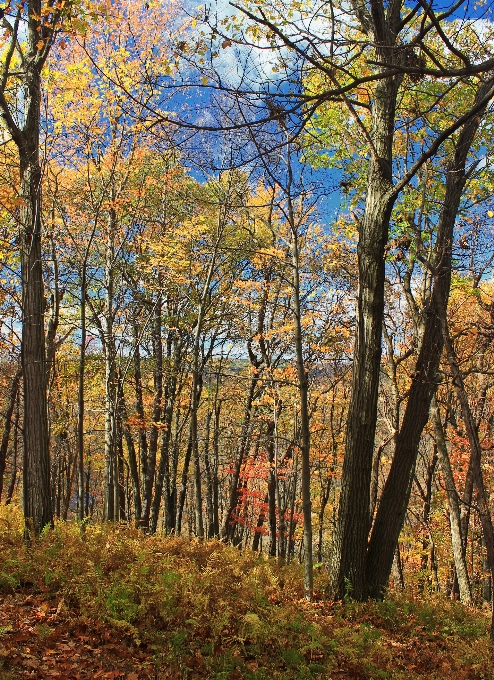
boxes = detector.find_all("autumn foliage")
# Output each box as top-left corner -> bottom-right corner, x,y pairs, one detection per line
0,506 -> 493,679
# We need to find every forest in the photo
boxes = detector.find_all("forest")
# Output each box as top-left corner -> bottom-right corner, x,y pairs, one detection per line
2,0 -> 494,676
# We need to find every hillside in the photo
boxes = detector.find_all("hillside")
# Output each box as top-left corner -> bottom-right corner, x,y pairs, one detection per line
0,510 -> 492,680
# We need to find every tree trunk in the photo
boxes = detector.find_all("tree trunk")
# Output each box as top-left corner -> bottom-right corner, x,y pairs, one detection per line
5,389 -> 21,505
291,227 -> 313,598
117,372 -> 142,525
330,52 -> 399,598
99,207 -> 119,521
20,130 -> 53,535
132,320 -> 148,493
431,396 -> 472,604
364,75 -> 494,598
222,375 -> 258,540
0,367 -> 22,501
141,293 -> 163,530
0,0 -> 60,535
77,269 -> 86,521
149,337 -> 180,534
267,418 -> 277,557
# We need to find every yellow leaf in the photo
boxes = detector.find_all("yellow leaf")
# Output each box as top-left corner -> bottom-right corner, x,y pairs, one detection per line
36,40 -> 44,50
201,75 -> 208,85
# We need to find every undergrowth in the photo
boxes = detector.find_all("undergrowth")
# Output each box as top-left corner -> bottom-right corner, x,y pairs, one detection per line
0,505 -> 493,679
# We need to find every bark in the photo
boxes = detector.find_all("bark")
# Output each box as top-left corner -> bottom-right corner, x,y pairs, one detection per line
20,114 -> 53,535
5,393 -> 20,505
149,336 -> 181,535
117,371 -> 142,525
431,396 -> 472,604
331,98 -> 397,599
391,546 -> 405,591
252,494 -> 269,552
267,418 -> 277,557
222,374 -> 258,539
0,2 -> 61,535
291,227 -> 313,599
364,74 -> 494,599
77,268 -> 86,521
141,293 -> 163,530
203,406 -> 221,539
317,482 -> 331,564
103,290 -> 116,520
330,5 -> 401,595
176,439 -> 193,535
0,367 -> 22,501
211,400 -> 221,537
116,426 -> 126,521
132,320 -> 148,490
416,448 -> 438,589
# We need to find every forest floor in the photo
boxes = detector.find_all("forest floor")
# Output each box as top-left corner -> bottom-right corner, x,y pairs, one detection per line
0,508 -> 493,679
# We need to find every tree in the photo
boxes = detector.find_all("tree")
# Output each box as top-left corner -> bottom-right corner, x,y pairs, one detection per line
149,0 -> 494,597
0,0 -> 76,534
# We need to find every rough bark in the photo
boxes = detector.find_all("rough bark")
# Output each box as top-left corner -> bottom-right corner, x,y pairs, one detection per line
149,335 -> 181,535
5,393 -> 20,505
20,108 -> 53,535
330,72 -> 398,598
291,228 -> 313,598
103,223 -> 117,521
0,367 -> 22,502
431,396 -> 472,604
364,74 -> 494,598
0,0 -> 63,535
117,371 -> 142,525
77,269 -> 86,522
141,293 -> 163,530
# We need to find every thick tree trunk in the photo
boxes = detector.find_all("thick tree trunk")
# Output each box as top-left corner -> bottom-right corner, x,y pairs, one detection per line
365,75 -> 493,598
20,139 -> 53,535
0,0 -> 60,535
330,78 -> 396,596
